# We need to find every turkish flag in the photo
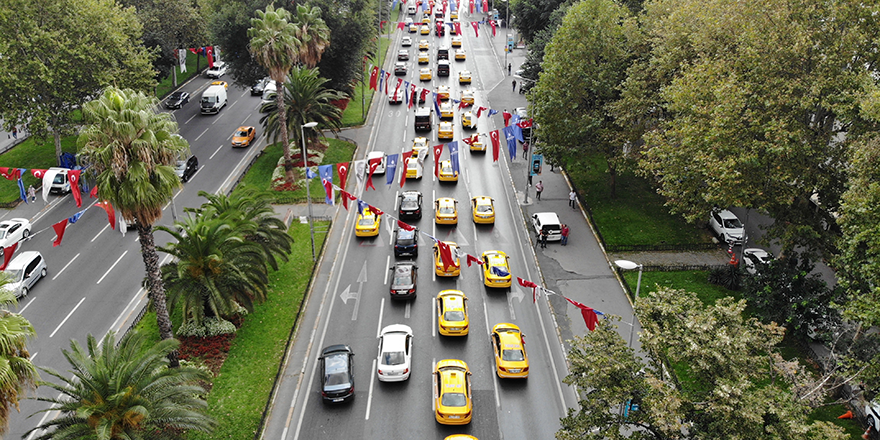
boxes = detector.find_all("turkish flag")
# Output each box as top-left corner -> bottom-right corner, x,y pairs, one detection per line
437,241 -> 455,271
564,297 -> 601,331
53,219 -> 69,247
341,190 -> 357,210
420,88 -> 431,103
90,185 -> 99,198
0,167 -> 19,180
336,162 -> 350,190
432,144 -> 443,177
31,169 -> 47,179
206,46 -> 215,68
397,21 -> 405,30
455,22 -> 462,36
0,243 -> 17,270
503,111 -> 512,127
370,205 -> 384,217
96,201 -> 116,230
397,220 -> 415,231
366,157 -> 382,191
68,170 -> 82,207
466,253 -> 482,267
471,21 -> 479,37
490,20 -> 496,36
490,130 -> 500,162
400,151 -> 413,188
477,106 -> 486,118
369,66 -> 379,90
518,119 -> 534,128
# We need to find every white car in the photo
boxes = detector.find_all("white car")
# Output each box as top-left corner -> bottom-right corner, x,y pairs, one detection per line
366,151 -> 387,174
709,209 -> 744,244
204,61 -> 227,78
402,36 -> 413,46
377,324 -> 413,382
0,218 -> 31,252
742,248 -> 773,275
867,400 -> 880,433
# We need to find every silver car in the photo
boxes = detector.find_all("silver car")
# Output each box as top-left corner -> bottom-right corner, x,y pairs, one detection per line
3,251 -> 46,298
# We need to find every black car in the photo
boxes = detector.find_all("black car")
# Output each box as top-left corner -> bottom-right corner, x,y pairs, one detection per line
165,91 -> 190,109
389,262 -> 418,299
175,155 -> 199,183
320,345 -> 355,403
394,227 -> 419,258
251,77 -> 269,96
399,190 -> 422,219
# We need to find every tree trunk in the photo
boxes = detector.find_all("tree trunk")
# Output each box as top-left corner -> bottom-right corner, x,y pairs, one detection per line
53,128 -> 62,167
276,80 -> 295,185
609,163 -> 617,199
136,221 -> 179,367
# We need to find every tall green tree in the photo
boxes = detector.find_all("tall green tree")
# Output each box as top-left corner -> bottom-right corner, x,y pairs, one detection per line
259,66 -> 345,150
0,0 -> 156,164
312,0 -> 376,94
557,287 -> 847,440
0,289 -> 37,436
249,5 -> 302,186
77,87 -> 187,365
27,331 -> 214,439
293,4 -> 331,68
530,0 -> 641,196
159,217 -> 269,328
205,0 -> 272,87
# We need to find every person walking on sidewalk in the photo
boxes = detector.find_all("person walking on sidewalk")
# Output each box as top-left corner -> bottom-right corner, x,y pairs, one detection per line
512,80 -> 517,92
569,189 -> 577,209
28,185 -> 36,203
12,126 -> 17,140
535,181 -> 543,201
539,229 -> 547,248
561,224 -> 570,246
508,63 -> 512,75
522,141 -> 529,160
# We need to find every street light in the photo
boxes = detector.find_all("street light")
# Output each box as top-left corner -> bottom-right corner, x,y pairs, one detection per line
502,0 -> 510,74
301,121 -> 319,261
614,259 -> 642,349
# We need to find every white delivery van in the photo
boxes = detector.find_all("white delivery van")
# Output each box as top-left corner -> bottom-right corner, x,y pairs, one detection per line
532,212 -> 562,242
408,3 -> 417,14
47,167 -> 70,194
200,84 -> 228,115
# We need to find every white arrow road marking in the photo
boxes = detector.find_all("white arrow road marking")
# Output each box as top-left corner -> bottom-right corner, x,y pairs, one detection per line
339,285 -> 355,304
352,261 -> 368,320
508,287 -> 525,320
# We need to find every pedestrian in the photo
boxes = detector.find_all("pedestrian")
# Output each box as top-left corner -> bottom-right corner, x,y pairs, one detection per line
28,185 -> 36,203
522,141 -> 529,160
11,126 -> 17,139
512,80 -> 517,92
539,229 -> 547,248
569,189 -> 577,209
535,180 -> 543,201
508,63 -> 512,75
561,224 -> 570,246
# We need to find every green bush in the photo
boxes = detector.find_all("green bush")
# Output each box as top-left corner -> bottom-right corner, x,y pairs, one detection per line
177,317 -> 237,338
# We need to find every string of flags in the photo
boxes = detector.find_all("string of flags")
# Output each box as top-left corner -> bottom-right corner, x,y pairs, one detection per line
516,276 -> 605,331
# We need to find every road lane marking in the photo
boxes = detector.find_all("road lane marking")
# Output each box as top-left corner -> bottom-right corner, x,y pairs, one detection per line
432,297 -> 437,338
405,301 -> 411,319
91,224 -> 111,242
96,251 -> 128,284
377,298 -> 385,338
52,253 -> 80,280
384,256 -> 391,285
483,301 -> 502,408
194,127 -> 209,141
365,358 -> 377,420
209,144 -> 224,160
19,297 -> 35,313
49,297 -> 85,337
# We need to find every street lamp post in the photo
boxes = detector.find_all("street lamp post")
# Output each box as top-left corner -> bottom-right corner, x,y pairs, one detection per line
503,0 -> 510,74
301,121 -> 319,261
614,259 -> 642,348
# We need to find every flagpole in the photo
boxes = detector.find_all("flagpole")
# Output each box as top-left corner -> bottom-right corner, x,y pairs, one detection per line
301,121 -> 319,261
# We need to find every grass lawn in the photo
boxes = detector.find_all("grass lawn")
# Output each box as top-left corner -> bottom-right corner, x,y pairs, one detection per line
0,136 -> 78,205
133,221 -> 327,439
567,154 -> 711,248
237,137 -> 356,204
340,36 -> 391,127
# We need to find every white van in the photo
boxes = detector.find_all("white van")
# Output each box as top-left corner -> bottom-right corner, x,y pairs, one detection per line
4,251 -> 47,298
532,212 -> 562,241
407,4 -> 417,15
48,167 -> 70,194
200,84 -> 228,114
261,80 -> 278,106
366,151 -> 387,174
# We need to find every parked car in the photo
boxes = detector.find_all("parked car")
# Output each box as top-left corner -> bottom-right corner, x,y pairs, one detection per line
532,212 -> 562,241
3,251 -> 46,298
377,324 -> 413,382
251,77 -> 270,95
0,218 -> 31,253
165,91 -> 190,109
319,345 -> 355,403
742,248 -> 773,275
175,155 -> 199,183
709,209 -> 744,244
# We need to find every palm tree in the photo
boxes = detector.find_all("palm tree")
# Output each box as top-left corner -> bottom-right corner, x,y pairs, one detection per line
249,5 -> 301,185
292,4 -> 330,68
77,87 -> 186,366
187,188 -> 294,270
259,66 -> 345,154
26,331 -> 214,439
158,216 -> 269,328
0,288 -> 37,435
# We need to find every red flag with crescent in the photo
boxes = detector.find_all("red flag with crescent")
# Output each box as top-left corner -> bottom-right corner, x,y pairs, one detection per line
369,66 -> 379,91
471,21 -> 478,37
397,220 -> 415,231
490,20 -> 496,36
96,201 -> 116,230
53,219 -> 68,247
0,167 -> 19,180
469,0 -> 474,13
341,190 -> 357,210
420,88 -> 431,103
31,169 -> 48,179
432,144 -> 443,177
399,151 -> 413,188
336,162 -> 350,190
490,130 -> 500,162
366,157 -> 382,191
0,243 -> 17,270
68,170 -> 82,207
437,240 -> 455,271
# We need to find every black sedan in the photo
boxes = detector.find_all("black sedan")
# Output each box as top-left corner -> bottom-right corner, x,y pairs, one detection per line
165,91 -> 190,109
251,77 -> 269,95
394,227 -> 419,258
399,190 -> 422,219
175,155 -> 199,183
320,345 -> 355,404
389,262 -> 418,300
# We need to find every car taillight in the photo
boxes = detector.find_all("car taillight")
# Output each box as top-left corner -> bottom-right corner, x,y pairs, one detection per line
522,367 -> 529,372
321,391 -> 328,397
404,368 -> 409,374
408,289 -> 416,294
378,369 -> 383,375
499,366 -> 507,372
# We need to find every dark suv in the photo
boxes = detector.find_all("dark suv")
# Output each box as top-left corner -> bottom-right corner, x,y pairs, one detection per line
394,227 -> 419,257
320,345 -> 355,404
389,262 -> 418,300
399,190 -> 423,219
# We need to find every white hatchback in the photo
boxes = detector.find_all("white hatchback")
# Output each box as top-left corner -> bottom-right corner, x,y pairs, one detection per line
709,209 -> 744,244
377,324 -> 413,382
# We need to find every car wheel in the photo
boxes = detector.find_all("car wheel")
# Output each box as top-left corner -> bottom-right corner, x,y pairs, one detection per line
21,287 -> 27,297
22,229 -> 30,239
40,268 -> 47,279
869,415 -> 876,430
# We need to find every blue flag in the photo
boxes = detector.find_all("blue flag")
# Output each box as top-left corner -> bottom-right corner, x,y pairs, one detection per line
488,109 -> 498,117
450,0 -> 456,11
491,265 -> 510,277
68,209 -> 86,224
391,0 -> 398,10
421,0 -> 428,11
503,126 -> 517,161
306,167 -> 317,179
448,141 -> 460,175
385,153 -> 399,185
513,123 -> 524,143
433,93 -> 441,115
404,81 -> 411,105
17,169 -> 27,204
318,164 -> 334,204
379,69 -> 386,91
358,200 -> 368,216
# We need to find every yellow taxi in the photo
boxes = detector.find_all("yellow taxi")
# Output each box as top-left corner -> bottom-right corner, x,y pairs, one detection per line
440,101 -> 454,119
433,359 -> 473,425
231,126 -> 256,147
355,208 -> 381,237
438,121 -> 453,140
418,51 -> 430,64
405,157 -> 423,179
481,250 -> 512,288
460,89 -> 474,106
409,23 -> 418,33
419,39 -> 430,51
458,70 -> 471,84
420,67 -> 432,81
490,323 -> 529,378
450,10 -> 459,20
211,80 -> 229,89
422,16 -> 431,25
438,160 -> 458,182
433,242 -> 461,277
412,137 -> 429,161
469,136 -> 484,152
461,111 -> 476,129
437,85 -> 450,100
451,36 -> 462,47
436,290 -> 468,334
420,25 -> 431,35
471,196 -> 495,224
434,197 -> 458,224
454,48 -> 466,61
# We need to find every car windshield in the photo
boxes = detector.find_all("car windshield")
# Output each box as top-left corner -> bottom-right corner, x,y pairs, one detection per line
439,206 -> 454,214
0,230 -> 7,239
407,161 -> 419,170
53,174 -> 64,184
476,204 -> 492,213
502,349 -> 525,362
441,165 -> 452,173
4,269 -> 22,282
358,216 -> 375,226
444,310 -> 464,321
382,351 -> 405,366
441,392 -> 467,407
723,218 -> 743,229
236,130 -> 249,137
171,92 -> 184,99
401,198 -> 419,209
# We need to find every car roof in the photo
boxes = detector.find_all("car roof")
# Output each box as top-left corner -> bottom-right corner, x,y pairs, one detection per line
380,323 -> 413,337
402,190 -> 421,198
474,196 -> 491,204
437,197 -> 455,205
367,151 -> 385,159
717,209 -> 739,219
322,344 -> 352,356
7,251 -> 42,269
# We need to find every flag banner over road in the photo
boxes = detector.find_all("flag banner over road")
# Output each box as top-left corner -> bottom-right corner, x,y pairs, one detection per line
433,144 -> 443,177
448,142 -> 460,175
369,66 -> 379,90
336,162 -> 350,190
96,201 -> 116,230
564,296 -> 604,331
17,170 -> 27,204
366,158 -> 381,191
69,169 -> 83,207
319,165 -> 334,204
385,154 -> 399,186
1,243 -> 17,270
399,151 -> 413,188
398,220 -> 415,231
52,219 -> 68,247
471,21 -> 479,37
503,126 -> 517,161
